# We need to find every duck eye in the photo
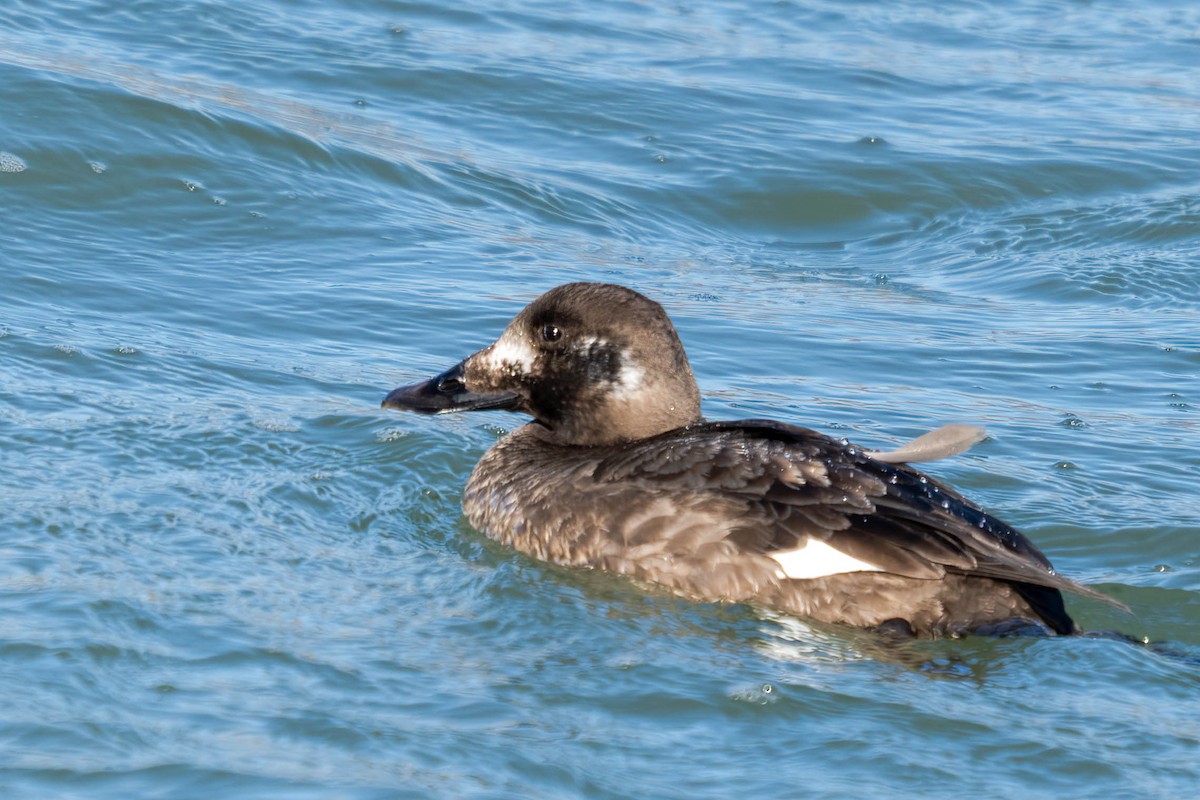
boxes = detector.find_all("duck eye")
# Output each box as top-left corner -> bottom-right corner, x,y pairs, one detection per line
541,324 -> 562,342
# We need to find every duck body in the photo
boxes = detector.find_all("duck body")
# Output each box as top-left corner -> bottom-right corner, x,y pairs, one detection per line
384,282 -> 1111,637
463,420 -> 1078,636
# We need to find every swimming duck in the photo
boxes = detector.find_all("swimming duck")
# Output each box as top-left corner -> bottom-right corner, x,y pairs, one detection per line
383,282 -> 1113,637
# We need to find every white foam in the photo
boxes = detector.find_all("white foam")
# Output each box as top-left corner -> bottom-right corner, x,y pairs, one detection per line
0,152 -> 27,173
769,538 -> 883,580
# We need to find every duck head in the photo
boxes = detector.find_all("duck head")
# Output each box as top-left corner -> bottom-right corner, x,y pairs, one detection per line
382,283 -> 703,446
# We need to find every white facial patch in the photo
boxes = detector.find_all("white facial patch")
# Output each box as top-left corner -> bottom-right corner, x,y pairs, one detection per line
613,359 -> 645,399
481,332 -> 537,377
769,539 -> 884,581
574,337 -> 644,399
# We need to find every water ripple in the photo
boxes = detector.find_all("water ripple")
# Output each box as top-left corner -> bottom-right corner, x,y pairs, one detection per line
3,0 -> 1200,797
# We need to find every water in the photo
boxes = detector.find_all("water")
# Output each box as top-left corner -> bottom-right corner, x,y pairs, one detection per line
2,0 -> 1199,796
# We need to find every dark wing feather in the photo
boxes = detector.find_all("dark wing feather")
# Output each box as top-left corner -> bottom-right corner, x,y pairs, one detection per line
593,419 -> 1117,606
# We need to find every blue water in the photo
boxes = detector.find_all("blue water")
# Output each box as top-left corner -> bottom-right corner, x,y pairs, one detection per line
2,1 -> 1199,797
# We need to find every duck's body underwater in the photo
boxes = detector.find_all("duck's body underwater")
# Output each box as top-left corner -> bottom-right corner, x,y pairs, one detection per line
383,282 -> 1115,637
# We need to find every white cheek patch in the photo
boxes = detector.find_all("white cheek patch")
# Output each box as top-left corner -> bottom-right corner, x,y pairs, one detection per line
483,333 -> 537,376
613,358 -> 645,399
579,339 -> 644,399
570,339 -> 644,400
769,539 -> 884,580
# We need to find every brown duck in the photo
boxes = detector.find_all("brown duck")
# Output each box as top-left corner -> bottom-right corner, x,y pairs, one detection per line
383,282 -> 1115,637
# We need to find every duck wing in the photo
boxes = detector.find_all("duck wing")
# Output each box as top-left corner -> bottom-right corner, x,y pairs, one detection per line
592,419 -> 1116,608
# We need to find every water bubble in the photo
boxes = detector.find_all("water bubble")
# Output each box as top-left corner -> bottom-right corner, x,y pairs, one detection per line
729,683 -> 778,705
0,151 -> 27,172
375,427 -> 409,442
89,161 -> 106,174
252,417 -> 299,432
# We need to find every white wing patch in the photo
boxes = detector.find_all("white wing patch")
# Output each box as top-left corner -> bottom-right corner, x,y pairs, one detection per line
769,539 -> 884,580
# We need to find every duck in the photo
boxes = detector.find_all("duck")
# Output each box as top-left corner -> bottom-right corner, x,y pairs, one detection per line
382,282 -> 1116,637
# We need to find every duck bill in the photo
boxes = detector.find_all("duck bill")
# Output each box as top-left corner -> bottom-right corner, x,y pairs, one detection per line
381,360 -> 521,415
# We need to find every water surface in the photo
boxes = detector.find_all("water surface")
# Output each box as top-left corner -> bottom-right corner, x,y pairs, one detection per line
2,1 -> 1199,797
